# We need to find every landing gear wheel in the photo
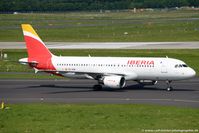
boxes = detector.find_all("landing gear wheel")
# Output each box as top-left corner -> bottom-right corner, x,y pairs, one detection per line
93,85 -> 102,91
167,87 -> 173,91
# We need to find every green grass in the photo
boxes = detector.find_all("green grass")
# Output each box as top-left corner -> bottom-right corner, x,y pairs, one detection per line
0,49 -> 198,79
0,10 -> 199,42
0,104 -> 198,133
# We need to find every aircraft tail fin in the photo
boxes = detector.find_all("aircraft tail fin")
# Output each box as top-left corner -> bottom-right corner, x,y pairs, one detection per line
21,24 -> 53,59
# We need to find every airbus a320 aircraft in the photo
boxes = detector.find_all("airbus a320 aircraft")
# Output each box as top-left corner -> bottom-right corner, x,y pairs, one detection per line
19,24 -> 196,91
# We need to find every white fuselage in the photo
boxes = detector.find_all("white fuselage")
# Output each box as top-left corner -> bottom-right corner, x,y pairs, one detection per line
20,24 -> 196,90
51,56 -> 196,81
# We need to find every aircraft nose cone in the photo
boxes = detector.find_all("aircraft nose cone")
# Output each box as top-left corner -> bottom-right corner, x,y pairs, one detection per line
188,68 -> 196,78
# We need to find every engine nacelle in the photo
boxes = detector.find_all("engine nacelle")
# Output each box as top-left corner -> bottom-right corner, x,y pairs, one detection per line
103,75 -> 126,88
138,80 -> 158,85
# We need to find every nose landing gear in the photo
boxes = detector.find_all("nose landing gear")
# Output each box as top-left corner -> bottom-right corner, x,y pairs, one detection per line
166,80 -> 173,91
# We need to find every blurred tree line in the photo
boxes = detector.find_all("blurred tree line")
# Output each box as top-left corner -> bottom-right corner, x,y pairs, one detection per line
0,0 -> 198,12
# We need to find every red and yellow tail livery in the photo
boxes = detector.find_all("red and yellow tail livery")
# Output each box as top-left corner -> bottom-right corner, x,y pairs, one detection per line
22,24 -> 52,59
21,24 -> 55,70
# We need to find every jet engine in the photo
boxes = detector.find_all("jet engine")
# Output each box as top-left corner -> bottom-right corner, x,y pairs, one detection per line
102,75 -> 126,88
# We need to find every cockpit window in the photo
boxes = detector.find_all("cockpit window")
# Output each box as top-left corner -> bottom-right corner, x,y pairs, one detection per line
175,64 -> 188,68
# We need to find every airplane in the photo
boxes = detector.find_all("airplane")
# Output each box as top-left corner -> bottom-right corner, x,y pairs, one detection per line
19,24 -> 196,91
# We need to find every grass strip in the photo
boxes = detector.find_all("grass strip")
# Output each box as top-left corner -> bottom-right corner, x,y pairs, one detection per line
0,10 -> 199,42
0,104 -> 198,133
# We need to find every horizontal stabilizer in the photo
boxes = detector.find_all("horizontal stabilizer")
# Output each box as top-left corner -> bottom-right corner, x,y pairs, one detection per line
19,58 -> 38,66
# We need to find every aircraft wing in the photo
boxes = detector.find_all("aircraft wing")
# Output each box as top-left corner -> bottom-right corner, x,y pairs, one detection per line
35,69 -> 137,80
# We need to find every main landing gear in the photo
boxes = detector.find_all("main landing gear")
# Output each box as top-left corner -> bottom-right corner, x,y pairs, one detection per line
166,80 -> 173,91
93,84 -> 102,91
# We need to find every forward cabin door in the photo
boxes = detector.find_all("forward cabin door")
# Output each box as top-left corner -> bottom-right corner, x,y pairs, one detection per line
161,61 -> 167,73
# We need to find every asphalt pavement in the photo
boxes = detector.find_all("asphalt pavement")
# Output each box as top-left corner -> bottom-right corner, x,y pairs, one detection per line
0,42 -> 199,49
0,78 -> 198,108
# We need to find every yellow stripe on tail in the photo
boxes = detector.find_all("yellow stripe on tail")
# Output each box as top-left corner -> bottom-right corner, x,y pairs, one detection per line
21,24 -> 39,38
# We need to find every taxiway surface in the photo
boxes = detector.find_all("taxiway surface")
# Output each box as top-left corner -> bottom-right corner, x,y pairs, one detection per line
0,78 -> 198,108
0,42 -> 199,49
